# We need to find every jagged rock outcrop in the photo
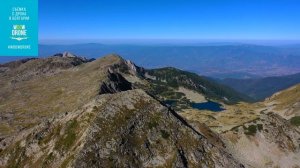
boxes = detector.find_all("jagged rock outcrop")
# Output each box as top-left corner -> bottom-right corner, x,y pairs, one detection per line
222,112 -> 300,167
74,90 -> 242,168
53,51 -> 94,63
106,54 -> 145,77
99,71 -> 133,94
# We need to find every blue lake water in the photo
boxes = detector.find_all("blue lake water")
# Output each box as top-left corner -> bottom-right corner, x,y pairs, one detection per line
191,101 -> 225,112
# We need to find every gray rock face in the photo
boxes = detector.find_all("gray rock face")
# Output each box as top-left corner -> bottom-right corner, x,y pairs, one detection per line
0,89 -> 243,168
260,113 -> 300,152
53,51 -> 90,62
62,52 -> 76,58
73,90 -> 242,168
59,52 -> 96,63
106,54 -> 145,77
222,112 -> 300,167
99,71 -> 133,94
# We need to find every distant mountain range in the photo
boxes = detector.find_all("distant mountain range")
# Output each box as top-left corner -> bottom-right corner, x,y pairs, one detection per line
1,43 -> 300,79
2,43 -> 299,78
220,73 -> 300,101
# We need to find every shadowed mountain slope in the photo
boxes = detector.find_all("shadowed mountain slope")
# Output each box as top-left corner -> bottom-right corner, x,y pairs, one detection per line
221,73 -> 300,101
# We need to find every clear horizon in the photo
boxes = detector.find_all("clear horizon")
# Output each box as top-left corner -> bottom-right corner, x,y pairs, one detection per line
38,39 -> 300,45
40,0 -> 300,40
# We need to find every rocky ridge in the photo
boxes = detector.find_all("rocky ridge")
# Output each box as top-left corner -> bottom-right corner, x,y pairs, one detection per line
0,54 -> 243,167
222,112 -> 300,167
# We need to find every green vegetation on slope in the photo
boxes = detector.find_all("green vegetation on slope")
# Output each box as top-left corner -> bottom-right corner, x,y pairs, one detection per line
55,120 -> 79,152
146,67 -> 253,105
290,116 -> 300,126
243,124 -> 263,136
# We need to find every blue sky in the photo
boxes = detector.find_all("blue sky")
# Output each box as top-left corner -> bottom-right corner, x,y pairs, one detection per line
39,0 -> 300,41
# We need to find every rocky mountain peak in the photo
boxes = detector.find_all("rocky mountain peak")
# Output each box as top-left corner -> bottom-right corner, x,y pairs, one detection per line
53,51 -> 77,58
125,59 -> 138,72
62,51 -> 76,58
101,54 -> 145,77
53,51 -> 91,62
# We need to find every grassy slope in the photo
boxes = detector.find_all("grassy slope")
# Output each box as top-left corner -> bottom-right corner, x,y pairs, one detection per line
0,55 -> 122,136
266,84 -> 300,110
